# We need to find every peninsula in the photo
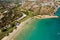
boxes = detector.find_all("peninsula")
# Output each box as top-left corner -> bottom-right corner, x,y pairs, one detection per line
0,0 -> 60,40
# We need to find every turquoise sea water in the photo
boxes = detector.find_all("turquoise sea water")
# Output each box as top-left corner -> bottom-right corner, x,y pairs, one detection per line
14,8 -> 60,40
55,8 -> 60,16
14,18 -> 60,40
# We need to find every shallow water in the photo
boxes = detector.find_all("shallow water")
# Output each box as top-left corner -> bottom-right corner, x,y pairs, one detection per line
14,18 -> 60,40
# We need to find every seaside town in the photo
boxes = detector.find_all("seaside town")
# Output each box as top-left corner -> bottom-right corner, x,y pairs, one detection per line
0,0 -> 60,40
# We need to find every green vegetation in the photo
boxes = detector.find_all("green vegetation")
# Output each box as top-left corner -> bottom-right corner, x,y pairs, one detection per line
0,3 -> 35,39
0,8 -> 34,39
20,10 -> 34,22
0,4 -> 22,39
0,1 -> 56,40
0,26 -> 17,39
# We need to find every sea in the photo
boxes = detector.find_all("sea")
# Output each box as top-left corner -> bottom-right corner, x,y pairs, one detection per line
14,8 -> 60,40
55,7 -> 60,16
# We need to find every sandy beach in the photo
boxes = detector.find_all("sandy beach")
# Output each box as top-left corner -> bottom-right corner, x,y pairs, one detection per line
1,18 -> 32,40
1,15 -> 59,40
34,15 -> 58,19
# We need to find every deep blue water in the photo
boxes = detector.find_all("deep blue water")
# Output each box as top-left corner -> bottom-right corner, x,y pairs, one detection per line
55,8 -> 60,16
14,18 -> 60,40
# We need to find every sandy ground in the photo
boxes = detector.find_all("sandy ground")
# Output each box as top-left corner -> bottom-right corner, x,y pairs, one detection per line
1,18 -> 32,40
34,15 -> 58,19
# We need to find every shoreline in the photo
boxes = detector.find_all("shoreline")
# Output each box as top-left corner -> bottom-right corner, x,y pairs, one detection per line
2,18 -> 32,40
10,15 -> 59,40
1,15 -> 59,40
34,15 -> 59,19
11,18 -> 34,40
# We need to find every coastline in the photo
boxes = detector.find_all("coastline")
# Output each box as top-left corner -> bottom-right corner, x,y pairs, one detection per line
1,15 -> 59,40
34,15 -> 59,19
12,16 -> 57,40
1,18 -> 33,40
